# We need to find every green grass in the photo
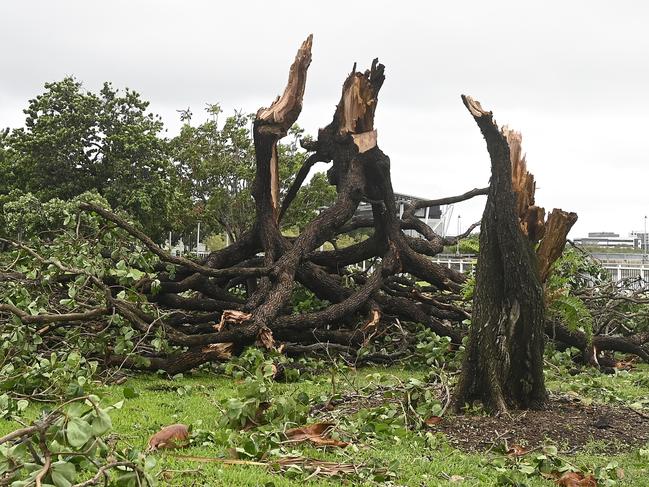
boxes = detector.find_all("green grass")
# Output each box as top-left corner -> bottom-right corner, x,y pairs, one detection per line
2,364 -> 649,486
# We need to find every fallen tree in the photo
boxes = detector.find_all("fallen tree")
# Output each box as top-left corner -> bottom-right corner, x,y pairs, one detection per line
1,36 -> 648,384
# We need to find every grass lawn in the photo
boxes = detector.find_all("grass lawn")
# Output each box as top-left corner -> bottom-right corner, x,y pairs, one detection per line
2,361 -> 648,486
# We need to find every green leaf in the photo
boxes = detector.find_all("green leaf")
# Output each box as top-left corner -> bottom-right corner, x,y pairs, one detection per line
91,409 -> 112,436
66,417 -> 92,447
51,461 -> 76,487
123,386 -> 139,399
66,403 -> 85,418
518,464 -> 536,475
542,445 -> 558,456
126,268 -> 145,280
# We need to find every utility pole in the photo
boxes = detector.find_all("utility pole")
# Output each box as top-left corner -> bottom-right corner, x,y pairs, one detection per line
196,221 -> 201,254
456,215 -> 461,255
642,215 -> 648,261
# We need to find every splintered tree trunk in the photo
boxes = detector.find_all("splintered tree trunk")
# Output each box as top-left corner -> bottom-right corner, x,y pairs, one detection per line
453,96 -> 576,413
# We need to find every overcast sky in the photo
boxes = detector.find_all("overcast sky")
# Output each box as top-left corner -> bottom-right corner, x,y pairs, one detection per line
1,0 -> 647,237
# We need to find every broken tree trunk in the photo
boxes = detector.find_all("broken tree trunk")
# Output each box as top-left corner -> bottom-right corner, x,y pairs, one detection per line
453,96 -> 577,412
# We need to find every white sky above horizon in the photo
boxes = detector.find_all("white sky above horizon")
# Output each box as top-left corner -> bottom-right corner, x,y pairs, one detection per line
1,0 -> 647,237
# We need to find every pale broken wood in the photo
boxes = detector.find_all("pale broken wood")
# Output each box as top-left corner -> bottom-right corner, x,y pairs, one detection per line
536,208 -> 578,282
339,70 -> 379,135
257,326 -> 275,350
256,34 -> 313,132
255,35 -> 313,219
270,144 -> 280,219
201,342 -> 235,359
213,310 -> 252,332
352,130 -> 377,153
503,127 -> 545,243
361,309 -> 381,332
462,95 -> 491,118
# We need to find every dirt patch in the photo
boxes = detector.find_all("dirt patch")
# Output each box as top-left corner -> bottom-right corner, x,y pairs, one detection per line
436,395 -> 649,453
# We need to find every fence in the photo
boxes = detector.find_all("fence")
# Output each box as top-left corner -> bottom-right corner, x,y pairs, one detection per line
432,255 -> 476,274
357,254 -> 648,290
433,257 -> 649,286
601,264 -> 649,283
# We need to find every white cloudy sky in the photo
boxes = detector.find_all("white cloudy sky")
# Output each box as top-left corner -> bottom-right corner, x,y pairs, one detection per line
1,0 -> 647,237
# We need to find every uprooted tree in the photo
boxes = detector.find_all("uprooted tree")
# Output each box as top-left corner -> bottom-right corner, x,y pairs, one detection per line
1,36 -> 648,387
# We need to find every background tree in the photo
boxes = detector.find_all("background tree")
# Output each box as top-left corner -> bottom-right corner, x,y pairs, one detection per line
171,104 -> 336,242
2,77 -> 187,240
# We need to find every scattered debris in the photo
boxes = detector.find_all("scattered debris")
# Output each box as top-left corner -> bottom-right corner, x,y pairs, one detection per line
506,444 -> 530,457
172,454 -> 376,479
147,423 -> 190,451
554,471 -> 598,486
284,423 -> 349,448
424,415 -> 443,427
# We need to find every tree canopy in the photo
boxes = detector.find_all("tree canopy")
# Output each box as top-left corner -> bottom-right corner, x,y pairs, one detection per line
0,78 -> 335,245
171,104 -> 336,242
1,77 -> 186,240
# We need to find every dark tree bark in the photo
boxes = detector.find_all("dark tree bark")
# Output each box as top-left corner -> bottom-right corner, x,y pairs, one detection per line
453,96 -> 576,412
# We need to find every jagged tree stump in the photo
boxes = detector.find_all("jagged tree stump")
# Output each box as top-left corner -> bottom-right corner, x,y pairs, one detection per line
453,96 -> 577,412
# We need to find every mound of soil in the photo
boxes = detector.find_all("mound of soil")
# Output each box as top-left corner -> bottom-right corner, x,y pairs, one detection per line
437,395 -> 649,453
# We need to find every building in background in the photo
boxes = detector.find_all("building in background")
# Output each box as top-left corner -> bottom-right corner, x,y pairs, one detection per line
573,232 -> 637,249
630,230 -> 649,253
354,192 -> 453,238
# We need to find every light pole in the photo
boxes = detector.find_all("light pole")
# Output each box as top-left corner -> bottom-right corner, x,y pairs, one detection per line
196,221 -> 201,254
642,215 -> 647,261
456,215 -> 461,255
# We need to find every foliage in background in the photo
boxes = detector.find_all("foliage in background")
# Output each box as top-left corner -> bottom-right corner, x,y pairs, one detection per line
0,77 -> 187,240
1,80 -> 337,245
171,104 -> 336,242
545,247 -> 602,340
444,234 -> 480,254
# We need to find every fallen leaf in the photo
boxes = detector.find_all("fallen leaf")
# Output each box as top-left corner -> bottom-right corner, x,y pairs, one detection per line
555,471 -> 597,487
614,360 -> 634,370
506,444 -> 529,457
449,474 -> 465,482
424,416 -> 443,427
284,423 -> 348,448
147,423 -> 190,451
